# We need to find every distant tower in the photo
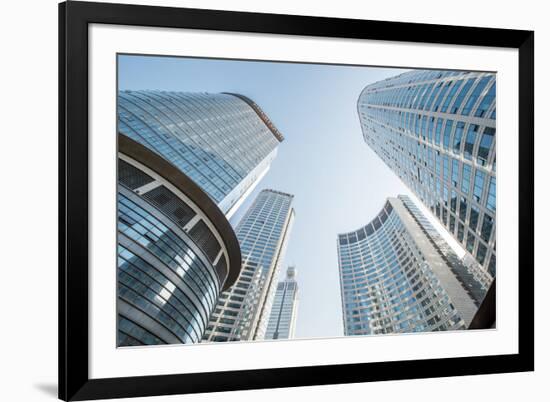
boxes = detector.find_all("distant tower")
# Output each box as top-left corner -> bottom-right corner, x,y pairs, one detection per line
357,70 -> 496,279
265,266 -> 300,340
203,189 -> 295,342
337,196 -> 482,336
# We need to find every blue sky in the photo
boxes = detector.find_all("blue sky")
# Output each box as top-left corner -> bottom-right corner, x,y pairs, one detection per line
118,55 -> 462,339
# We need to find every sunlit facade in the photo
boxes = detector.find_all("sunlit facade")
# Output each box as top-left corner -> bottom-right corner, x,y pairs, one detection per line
118,91 -> 283,218
117,135 -> 242,346
358,70 -> 496,278
265,266 -> 299,340
203,189 -> 295,342
337,196 -> 480,336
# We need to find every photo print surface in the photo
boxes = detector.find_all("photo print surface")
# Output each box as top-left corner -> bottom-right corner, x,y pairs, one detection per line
116,54 -> 496,347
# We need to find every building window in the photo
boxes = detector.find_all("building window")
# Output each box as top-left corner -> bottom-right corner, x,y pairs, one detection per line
477,127 -> 495,166
469,205 -> 480,231
421,115 -> 428,140
427,117 -> 435,142
451,159 -> 459,187
462,76 -> 491,116
433,81 -> 452,112
476,243 -> 488,265
440,80 -> 462,113
461,164 -> 472,194
457,222 -> 465,242
450,190 -> 457,213
435,118 -> 443,145
466,231 -> 476,253
474,82 -> 496,118
450,78 -> 475,113
481,214 -> 494,243
473,169 -> 486,203
488,254 -> 496,277
443,120 -> 454,149
464,124 -> 478,160
459,197 -> 468,221
453,122 -> 465,154
486,176 -> 496,212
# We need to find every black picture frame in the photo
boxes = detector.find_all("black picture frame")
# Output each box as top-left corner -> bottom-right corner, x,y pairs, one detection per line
59,1 -> 534,400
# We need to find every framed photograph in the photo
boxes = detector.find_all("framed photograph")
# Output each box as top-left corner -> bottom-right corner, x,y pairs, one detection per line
59,1 -> 534,400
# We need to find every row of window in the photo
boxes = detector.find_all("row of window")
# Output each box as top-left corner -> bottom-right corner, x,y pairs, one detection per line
119,90 -> 279,203
360,107 -> 496,271
117,188 -> 221,346
361,73 -> 495,120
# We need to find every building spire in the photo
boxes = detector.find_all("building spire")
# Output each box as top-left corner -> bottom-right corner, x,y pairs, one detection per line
286,265 -> 297,280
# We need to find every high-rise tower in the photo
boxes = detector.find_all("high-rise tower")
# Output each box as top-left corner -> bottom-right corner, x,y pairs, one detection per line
337,196 -> 482,336
203,189 -> 295,342
357,70 -> 496,279
118,91 -> 284,218
265,266 -> 299,340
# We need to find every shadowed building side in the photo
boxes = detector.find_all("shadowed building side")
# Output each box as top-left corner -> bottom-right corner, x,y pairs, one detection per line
398,195 -> 491,302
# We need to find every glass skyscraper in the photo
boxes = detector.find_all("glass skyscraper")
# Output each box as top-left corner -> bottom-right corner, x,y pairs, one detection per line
265,266 -> 299,340
337,196 -> 481,336
117,134 -> 242,346
357,70 -> 496,279
203,189 -> 295,342
118,90 -> 284,218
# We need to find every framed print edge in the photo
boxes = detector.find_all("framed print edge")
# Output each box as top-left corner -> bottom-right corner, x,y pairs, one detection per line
59,1 -> 534,400
60,1 -> 91,400
59,2 -> 66,399
517,31 -> 534,369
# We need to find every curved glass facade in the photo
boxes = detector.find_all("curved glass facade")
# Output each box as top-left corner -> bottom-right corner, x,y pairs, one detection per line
358,70 -> 496,277
118,191 -> 218,345
117,138 -> 241,347
338,197 -> 474,336
118,91 -> 282,216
